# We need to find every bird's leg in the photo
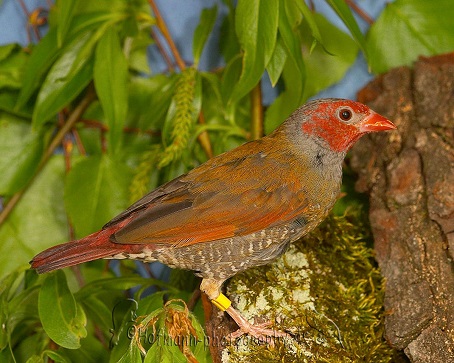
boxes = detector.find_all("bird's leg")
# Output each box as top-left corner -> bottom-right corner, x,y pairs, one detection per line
200,278 -> 290,342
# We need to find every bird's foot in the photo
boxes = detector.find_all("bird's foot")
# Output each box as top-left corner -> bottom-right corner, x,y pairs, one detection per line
229,320 -> 289,341
204,288 -> 290,344
226,306 -> 290,344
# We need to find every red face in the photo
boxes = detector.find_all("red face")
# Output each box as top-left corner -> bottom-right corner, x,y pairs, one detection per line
301,99 -> 395,152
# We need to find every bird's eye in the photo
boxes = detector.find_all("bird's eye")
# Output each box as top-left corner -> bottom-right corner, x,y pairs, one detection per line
339,108 -> 353,121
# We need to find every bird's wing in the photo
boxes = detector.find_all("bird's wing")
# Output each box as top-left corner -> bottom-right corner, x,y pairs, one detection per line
111,140 -> 312,247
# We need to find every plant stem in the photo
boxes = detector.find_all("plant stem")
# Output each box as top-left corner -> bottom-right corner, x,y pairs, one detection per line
250,82 -> 263,140
197,112 -> 213,158
148,0 -> 213,159
187,288 -> 201,311
148,0 -> 186,71
345,0 -> 374,25
0,87 -> 96,226
151,27 -> 174,72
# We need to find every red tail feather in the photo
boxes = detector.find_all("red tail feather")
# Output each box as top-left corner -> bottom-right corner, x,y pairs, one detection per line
30,220 -> 138,274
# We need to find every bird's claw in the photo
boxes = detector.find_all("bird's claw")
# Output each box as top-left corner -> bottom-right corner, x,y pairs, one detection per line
228,320 -> 290,345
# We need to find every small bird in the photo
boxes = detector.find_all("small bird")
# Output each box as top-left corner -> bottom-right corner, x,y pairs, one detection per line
31,98 -> 396,339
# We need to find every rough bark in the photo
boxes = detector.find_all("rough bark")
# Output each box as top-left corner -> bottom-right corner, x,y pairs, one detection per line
350,53 -> 454,363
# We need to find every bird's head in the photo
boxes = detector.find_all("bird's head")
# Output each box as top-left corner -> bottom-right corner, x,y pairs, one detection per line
285,98 -> 396,153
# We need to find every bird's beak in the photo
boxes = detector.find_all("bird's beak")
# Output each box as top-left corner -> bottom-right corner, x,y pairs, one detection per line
359,112 -> 397,133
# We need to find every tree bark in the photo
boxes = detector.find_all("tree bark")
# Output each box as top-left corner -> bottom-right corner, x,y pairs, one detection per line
350,53 -> 454,363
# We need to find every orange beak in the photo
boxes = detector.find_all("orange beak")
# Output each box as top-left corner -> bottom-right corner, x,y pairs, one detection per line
359,112 -> 397,133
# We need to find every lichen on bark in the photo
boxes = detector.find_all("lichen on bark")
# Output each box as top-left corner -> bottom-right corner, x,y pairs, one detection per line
219,210 -> 394,363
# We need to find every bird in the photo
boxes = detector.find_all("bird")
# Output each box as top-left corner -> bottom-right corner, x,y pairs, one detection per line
30,98 -> 396,340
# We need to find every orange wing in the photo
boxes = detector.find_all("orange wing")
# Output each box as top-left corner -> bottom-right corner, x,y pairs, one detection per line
109,139 -> 311,247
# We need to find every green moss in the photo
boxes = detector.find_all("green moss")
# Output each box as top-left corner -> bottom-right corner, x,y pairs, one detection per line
222,209 -> 394,363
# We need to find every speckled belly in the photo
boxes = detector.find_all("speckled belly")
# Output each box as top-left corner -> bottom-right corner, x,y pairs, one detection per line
111,214 -> 321,280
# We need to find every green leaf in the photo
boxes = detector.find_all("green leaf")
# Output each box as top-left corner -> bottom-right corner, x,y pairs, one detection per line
230,0 -> 279,103
0,44 -> 28,90
144,344 -> 187,363
221,54 -> 242,106
56,0 -> 77,47
32,31 -> 95,129
94,27 -> 129,154
26,355 -> 43,363
265,57 -> 305,133
64,154 -> 133,237
279,0 -> 305,78
78,295 -> 113,331
0,113 -> 44,195
117,343 -> 142,363
43,350 -> 71,363
190,315 -> 210,363
294,0 -> 323,45
16,29 -> 60,108
16,12 -> 117,109
75,276 -> 168,300
0,44 -> 17,62
193,5 -> 218,66
219,0 -> 240,63
69,11 -> 125,36
0,156 -> 68,279
127,31 -> 153,74
109,292 -> 168,362
38,271 -> 87,349
136,292 -> 167,315
325,0 -> 367,55
7,286 -> 41,337
367,0 -> 454,74
266,37 -> 287,87
301,13 -> 358,100
0,92 -> 33,118
127,75 -> 177,131
265,0 -> 306,133
0,268 -> 27,349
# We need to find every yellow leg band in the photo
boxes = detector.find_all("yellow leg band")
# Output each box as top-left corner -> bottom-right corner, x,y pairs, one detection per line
211,293 -> 232,311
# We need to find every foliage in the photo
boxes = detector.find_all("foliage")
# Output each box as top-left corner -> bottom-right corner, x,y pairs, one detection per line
367,0 -> 454,73
0,0 -> 452,361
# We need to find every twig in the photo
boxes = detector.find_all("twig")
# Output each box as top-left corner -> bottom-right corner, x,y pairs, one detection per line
196,112 -> 213,158
151,27 -> 174,72
187,288 -> 201,311
17,0 -> 45,42
250,82 -> 263,140
16,0 -> 29,16
16,0 -> 32,43
0,86 -> 96,226
72,129 -> 87,156
80,119 -> 161,137
308,0 -> 315,12
345,0 -> 374,25
59,112 -> 72,172
148,0 -> 213,160
148,0 -> 186,71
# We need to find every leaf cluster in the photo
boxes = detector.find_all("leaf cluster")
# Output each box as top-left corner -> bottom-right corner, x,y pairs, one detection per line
0,0 -> 452,361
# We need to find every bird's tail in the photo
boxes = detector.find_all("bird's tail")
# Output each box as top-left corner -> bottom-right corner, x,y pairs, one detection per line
30,222 -> 134,274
